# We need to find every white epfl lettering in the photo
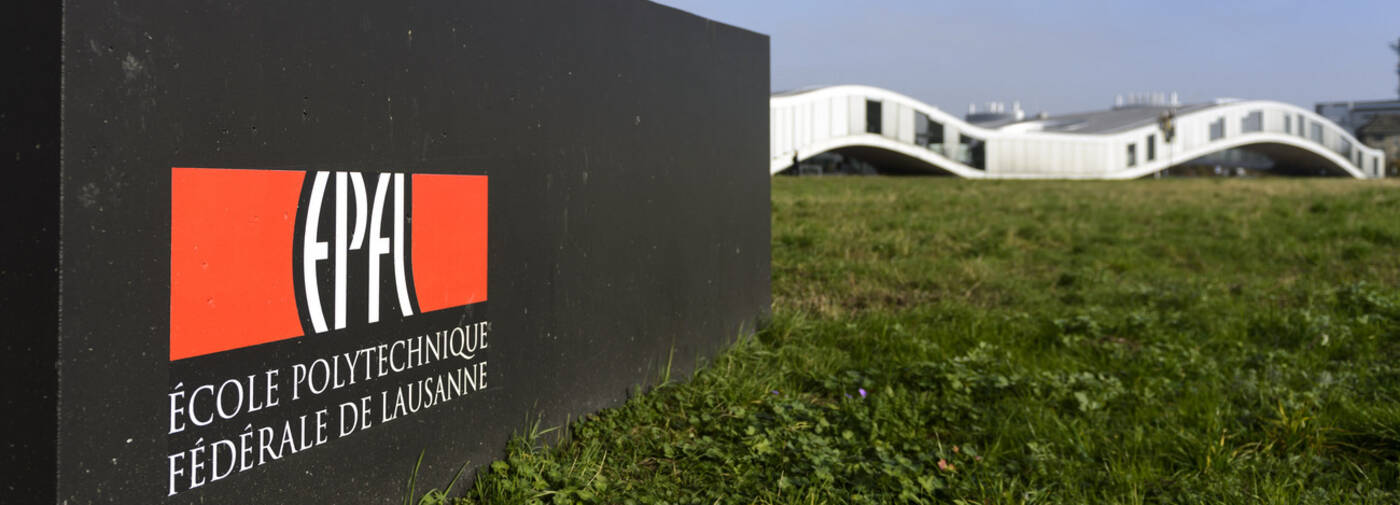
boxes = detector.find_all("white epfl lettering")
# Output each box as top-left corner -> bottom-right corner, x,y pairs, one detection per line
303,171 -> 412,332
334,172 -> 348,330
367,173 -> 413,323
367,173 -> 391,324
333,172 -> 371,330
302,172 -> 331,333
392,173 -> 413,317
348,172 -> 369,250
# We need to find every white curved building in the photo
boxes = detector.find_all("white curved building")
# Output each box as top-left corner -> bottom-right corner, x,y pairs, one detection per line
771,85 -> 1388,179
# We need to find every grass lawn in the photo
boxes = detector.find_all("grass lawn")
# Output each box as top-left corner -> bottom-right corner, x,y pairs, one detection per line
433,177 -> 1400,504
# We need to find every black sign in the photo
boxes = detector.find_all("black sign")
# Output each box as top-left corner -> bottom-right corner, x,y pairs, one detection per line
4,1 -> 769,503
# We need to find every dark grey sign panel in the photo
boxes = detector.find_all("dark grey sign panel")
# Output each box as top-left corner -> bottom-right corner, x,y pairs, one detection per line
2,1 -> 61,502
4,1 -> 769,503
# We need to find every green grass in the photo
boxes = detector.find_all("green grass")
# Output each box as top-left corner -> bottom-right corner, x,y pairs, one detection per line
432,177 -> 1400,504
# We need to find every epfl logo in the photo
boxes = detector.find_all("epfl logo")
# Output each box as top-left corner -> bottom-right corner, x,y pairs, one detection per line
296,171 -> 418,335
170,166 -> 485,360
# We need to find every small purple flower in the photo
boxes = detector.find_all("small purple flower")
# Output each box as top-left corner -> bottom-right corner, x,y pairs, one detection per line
858,388 -> 868,398
770,390 -> 780,395
844,393 -> 853,399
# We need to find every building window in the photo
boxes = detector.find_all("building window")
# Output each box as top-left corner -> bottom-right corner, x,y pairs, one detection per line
1284,114 -> 1292,134
914,112 -> 929,146
1209,118 -> 1225,140
959,134 -> 986,169
1241,110 -> 1262,133
1126,144 -> 1137,167
865,100 -> 882,134
1297,114 -> 1305,136
1146,134 -> 1156,161
913,112 -> 943,147
1309,122 -> 1323,142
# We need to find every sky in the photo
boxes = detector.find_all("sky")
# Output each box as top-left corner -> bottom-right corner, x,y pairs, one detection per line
653,0 -> 1400,115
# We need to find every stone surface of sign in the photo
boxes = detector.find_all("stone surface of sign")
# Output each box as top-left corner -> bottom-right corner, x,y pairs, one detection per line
3,1 -> 769,503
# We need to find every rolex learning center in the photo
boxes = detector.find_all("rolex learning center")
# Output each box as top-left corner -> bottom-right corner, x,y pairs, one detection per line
771,85 -> 1388,179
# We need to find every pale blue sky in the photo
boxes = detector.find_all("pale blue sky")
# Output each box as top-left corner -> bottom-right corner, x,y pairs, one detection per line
654,0 -> 1400,115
